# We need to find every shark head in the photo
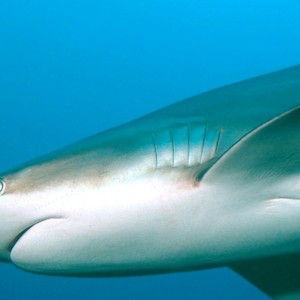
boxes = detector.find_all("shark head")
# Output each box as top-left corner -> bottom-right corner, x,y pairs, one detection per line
1,104 -> 300,279
0,130 -> 215,276
1,65 -> 300,300
0,156 -> 72,262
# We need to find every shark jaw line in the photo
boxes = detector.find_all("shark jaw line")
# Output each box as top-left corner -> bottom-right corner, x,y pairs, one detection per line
8,217 -> 64,257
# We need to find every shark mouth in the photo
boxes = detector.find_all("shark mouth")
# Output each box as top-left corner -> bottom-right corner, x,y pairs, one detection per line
8,224 -> 38,252
8,217 -> 63,254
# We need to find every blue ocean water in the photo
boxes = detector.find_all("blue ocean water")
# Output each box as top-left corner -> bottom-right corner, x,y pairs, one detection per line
1,1 -> 300,299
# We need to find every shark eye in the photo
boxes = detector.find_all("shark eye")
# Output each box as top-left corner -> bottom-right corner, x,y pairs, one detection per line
0,178 -> 5,195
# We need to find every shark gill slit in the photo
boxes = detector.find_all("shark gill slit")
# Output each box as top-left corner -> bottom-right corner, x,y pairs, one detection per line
187,123 -> 191,167
169,128 -> 175,167
151,134 -> 158,169
200,122 -> 208,164
214,129 -> 222,156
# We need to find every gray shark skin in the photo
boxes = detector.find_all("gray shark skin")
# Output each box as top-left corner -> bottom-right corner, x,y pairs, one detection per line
1,65 -> 300,300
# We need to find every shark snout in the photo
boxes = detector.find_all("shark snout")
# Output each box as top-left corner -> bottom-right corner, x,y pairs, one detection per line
0,209 -> 57,262
0,188 -> 55,262
0,213 -> 37,261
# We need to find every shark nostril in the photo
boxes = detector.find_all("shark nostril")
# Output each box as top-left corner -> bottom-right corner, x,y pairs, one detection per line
0,178 -> 5,195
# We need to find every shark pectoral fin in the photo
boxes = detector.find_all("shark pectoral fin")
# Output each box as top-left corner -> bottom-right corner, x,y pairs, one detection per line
230,253 -> 300,300
200,106 -> 300,299
201,106 -> 300,199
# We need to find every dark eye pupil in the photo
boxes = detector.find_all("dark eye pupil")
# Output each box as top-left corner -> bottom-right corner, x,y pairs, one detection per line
0,179 -> 5,195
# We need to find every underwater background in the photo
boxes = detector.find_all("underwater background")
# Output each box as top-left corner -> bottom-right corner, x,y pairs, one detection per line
1,1 -> 300,299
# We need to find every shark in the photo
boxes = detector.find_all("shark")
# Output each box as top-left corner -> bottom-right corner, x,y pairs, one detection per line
1,65 -> 300,300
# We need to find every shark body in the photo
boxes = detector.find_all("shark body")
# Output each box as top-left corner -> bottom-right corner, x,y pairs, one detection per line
1,66 -> 300,299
